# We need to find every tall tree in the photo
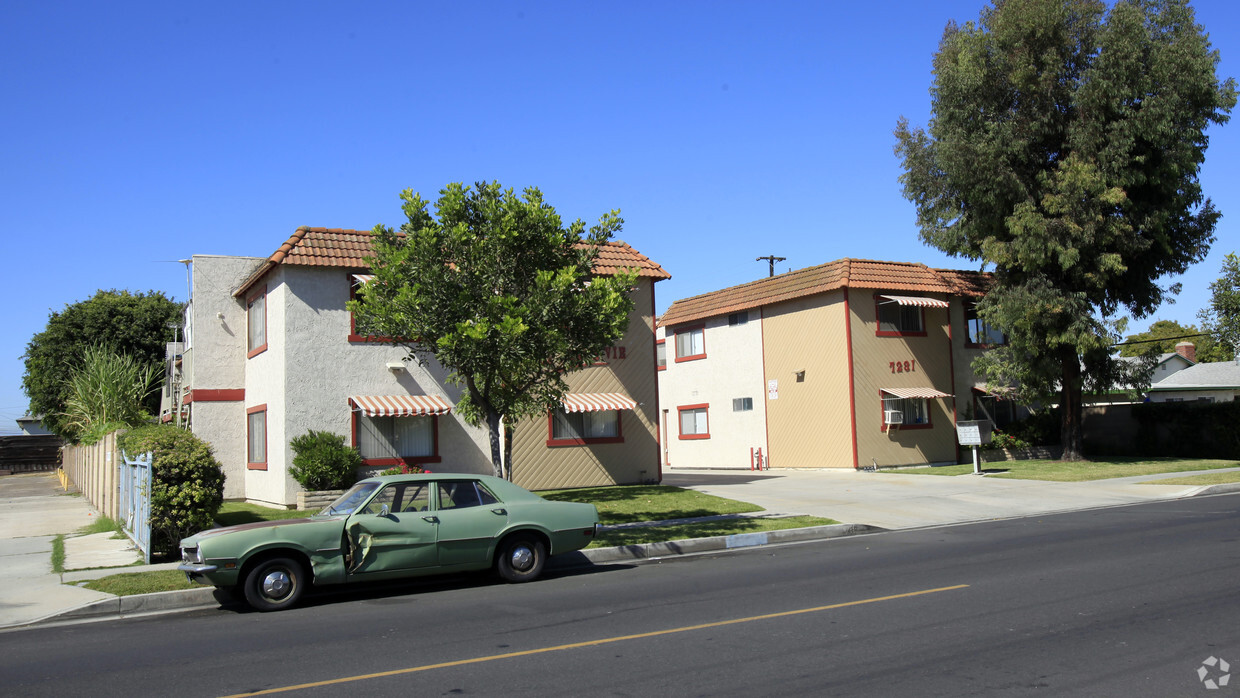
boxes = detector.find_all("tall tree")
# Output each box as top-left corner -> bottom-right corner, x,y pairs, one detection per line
1198,252 -> 1240,360
895,0 -> 1235,460
350,182 -> 638,480
23,290 -> 183,439
1118,318 -> 1224,361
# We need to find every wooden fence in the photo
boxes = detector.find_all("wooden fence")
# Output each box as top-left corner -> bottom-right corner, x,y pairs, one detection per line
61,432 -> 121,520
0,434 -> 62,474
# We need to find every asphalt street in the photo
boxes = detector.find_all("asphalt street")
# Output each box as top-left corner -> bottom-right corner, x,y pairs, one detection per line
2,493 -> 1238,696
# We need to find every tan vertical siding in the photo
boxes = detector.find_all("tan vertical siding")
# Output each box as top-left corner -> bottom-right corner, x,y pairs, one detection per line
511,280 -> 660,490
761,290 -> 854,468
851,292 -> 958,467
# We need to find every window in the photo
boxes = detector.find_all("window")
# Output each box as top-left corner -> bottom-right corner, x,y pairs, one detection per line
438,481 -> 499,510
356,414 -> 440,465
965,303 -> 1005,346
656,340 -> 667,371
246,287 -> 267,357
548,409 -> 622,446
728,311 -> 748,326
733,397 -> 753,412
675,325 -> 706,362
247,405 -> 267,470
349,274 -> 393,343
360,482 -> 430,515
882,397 -> 930,429
974,394 -> 1015,428
678,404 -> 709,439
877,298 -> 924,336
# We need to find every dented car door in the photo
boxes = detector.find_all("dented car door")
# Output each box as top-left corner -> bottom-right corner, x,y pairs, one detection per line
345,482 -> 438,575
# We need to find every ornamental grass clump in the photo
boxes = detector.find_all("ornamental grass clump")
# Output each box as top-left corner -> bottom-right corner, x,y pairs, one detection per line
289,430 -> 362,491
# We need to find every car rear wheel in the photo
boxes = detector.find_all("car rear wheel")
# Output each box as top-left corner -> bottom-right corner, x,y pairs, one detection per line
243,557 -> 305,612
495,533 -> 546,583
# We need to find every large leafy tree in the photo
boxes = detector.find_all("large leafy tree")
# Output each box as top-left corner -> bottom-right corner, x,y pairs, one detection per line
1118,318 -> 1227,361
350,182 -> 638,480
23,290 -> 183,440
895,0 -> 1235,460
1198,252 -> 1240,360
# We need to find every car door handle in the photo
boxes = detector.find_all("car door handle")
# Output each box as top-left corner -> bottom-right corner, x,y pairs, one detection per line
422,516 -> 439,523
491,508 -> 507,516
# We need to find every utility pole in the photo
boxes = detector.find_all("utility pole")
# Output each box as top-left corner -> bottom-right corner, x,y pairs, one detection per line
756,255 -> 786,277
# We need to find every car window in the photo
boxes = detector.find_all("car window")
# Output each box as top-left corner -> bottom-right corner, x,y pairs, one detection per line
359,485 -> 397,515
438,481 -> 499,510
358,483 -> 431,514
322,481 -> 380,515
399,484 -> 430,512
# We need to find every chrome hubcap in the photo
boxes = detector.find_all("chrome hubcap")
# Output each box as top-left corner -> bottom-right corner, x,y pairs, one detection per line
510,545 -> 534,571
262,569 -> 292,598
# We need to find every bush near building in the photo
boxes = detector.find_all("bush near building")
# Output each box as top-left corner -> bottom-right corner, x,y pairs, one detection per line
289,430 -> 362,491
118,425 -> 225,556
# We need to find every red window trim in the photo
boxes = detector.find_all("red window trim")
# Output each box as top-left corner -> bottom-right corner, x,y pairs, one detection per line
673,324 -> 707,363
348,274 -> 398,343
879,392 -> 934,432
546,410 -> 625,447
246,404 -> 268,470
677,403 -> 710,440
246,286 -> 268,358
874,294 -> 927,338
350,410 -> 443,467
656,339 -> 667,371
184,388 -> 245,403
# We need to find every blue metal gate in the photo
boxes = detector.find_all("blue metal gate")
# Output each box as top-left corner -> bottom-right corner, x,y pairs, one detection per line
120,450 -> 153,564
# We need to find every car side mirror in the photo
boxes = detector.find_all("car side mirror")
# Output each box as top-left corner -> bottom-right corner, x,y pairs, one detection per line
378,504 -> 390,517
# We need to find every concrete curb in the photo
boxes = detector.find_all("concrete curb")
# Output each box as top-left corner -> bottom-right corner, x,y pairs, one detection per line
14,523 -> 882,629
1190,482 -> 1240,497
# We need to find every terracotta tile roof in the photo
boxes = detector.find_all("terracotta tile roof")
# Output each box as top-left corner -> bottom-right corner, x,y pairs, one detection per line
659,258 -> 991,327
235,227 -> 669,297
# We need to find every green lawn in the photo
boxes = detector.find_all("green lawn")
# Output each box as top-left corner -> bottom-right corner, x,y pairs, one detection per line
82,570 -> 202,596
215,502 -> 315,527
539,484 -> 763,524
890,457 -> 1240,482
1140,471 -> 1240,486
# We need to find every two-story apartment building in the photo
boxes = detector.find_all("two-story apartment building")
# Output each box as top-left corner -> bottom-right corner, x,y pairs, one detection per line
658,259 -> 1000,470
172,227 -> 669,506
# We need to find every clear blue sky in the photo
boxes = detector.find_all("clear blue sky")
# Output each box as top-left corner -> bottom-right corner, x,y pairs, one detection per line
2,1 -> 1237,434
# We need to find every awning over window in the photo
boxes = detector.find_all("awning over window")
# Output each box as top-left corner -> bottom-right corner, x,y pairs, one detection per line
349,394 -> 453,417
560,392 -> 638,413
352,274 -> 375,285
878,294 -> 949,309
881,387 -> 953,399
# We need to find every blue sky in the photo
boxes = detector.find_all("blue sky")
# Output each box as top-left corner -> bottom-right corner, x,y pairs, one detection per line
2,1 -> 1237,434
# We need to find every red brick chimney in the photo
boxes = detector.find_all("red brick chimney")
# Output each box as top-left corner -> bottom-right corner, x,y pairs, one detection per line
1175,341 -> 1196,363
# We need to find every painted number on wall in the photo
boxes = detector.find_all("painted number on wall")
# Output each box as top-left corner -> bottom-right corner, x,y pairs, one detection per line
890,360 -> 917,374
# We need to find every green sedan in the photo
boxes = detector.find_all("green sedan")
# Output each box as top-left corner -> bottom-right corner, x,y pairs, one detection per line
178,474 -> 599,611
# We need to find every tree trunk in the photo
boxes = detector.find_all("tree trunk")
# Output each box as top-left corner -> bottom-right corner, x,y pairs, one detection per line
485,409 -> 504,479
502,417 -> 514,482
1059,348 -> 1085,461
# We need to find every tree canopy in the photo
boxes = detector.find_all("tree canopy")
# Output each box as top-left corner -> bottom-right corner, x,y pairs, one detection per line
1198,252 -> 1240,360
895,0 -> 1235,459
22,289 -> 182,440
1118,318 -> 1227,361
349,182 -> 638,479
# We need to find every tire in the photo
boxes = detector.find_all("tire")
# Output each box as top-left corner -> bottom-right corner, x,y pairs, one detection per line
495,533 -> 546,583
242,557 -> 305,612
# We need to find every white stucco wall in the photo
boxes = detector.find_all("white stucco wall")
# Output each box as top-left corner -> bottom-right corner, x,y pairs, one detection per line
658,312 -> 767,469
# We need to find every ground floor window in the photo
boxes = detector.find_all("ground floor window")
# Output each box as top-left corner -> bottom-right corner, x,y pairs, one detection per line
247,405 -> 267,470
355,413 -> 440,465
548,409 -> 622,446
883,397 -> 930,429
678,404 -> 710,440
974,394 -> 1015,428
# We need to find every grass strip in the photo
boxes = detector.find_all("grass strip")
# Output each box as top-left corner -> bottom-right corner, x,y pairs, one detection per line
888,457 -> 1240,482
81,570 -> 206,596
215,502 -> 314,527
540,485 -> 763,524
51,535 -> 65,574
593,515 -> 837,548
1140,471 -> 1240,486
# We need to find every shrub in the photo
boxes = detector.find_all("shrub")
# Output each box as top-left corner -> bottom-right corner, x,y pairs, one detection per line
289,430 -> 362,491
117,425 -> 225,556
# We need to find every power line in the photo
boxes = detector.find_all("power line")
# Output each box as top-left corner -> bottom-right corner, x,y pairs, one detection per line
1112,332 -> 1209,347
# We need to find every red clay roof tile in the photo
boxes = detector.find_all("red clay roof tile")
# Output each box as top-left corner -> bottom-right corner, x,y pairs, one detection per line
235,227 -> 669,297
659,259 -> 991,327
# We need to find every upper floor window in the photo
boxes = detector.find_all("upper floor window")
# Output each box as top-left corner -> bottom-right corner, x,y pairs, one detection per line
675,325 -> 706,362
246,287 -> 267,357
965,303 -> 1005,346
877,297 -> 925,336
728,311 -> 748,326
656,340 -> 667,371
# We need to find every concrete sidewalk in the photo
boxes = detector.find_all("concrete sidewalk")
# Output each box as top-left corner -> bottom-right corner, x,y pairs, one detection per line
3,466 -> 1239,631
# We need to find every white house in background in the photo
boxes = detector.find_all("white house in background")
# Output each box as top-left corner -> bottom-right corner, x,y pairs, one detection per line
170,227 -> 670,506
1146,357 -> 1240,403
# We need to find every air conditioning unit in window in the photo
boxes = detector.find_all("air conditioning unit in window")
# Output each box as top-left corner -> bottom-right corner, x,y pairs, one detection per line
884,410 -> 904,425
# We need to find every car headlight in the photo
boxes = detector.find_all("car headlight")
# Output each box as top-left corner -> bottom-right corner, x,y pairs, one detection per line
181,546 -> 204,564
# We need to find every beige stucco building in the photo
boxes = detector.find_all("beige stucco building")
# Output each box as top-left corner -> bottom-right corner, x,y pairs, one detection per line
658,259 -> 1001,470
171,227 -> 669,506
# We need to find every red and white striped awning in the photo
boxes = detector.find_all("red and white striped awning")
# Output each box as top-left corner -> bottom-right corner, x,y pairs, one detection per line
881,387 -> 953,399
560,392 -> 638,413
878,294 -> 949,309
352,274 -> 375,285
349,394 -> 453,417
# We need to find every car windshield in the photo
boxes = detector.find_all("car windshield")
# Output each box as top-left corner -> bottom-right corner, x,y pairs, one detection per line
319,482 -> 381,516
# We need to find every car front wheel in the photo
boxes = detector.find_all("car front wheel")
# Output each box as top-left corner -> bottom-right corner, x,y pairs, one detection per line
495,533 -> 546,583
243,557 -> 305,612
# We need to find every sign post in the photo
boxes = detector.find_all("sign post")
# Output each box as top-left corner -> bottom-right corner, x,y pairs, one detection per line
955,420 -> 994,475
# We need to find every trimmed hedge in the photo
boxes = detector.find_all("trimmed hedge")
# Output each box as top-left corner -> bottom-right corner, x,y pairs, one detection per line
289,430 -> 362,491
1132,401 -> 1240,459
118,425 -> 225,556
